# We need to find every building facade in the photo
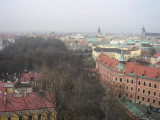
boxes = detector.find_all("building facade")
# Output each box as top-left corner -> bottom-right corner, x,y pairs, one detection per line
96,51 -> 160,108
92,47 -> 141,61
142,26 -> 160,39
0,70 -> 57,120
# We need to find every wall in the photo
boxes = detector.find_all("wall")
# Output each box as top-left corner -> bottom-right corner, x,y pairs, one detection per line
0,109 -> 57,120
96,61 -> 160,108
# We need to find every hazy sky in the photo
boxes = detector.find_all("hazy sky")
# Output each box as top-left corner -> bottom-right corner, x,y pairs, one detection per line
0,0 -> 160,33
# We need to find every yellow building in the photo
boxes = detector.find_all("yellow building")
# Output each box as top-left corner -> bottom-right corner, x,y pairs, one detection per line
0,109 -> 56,120
0,93 -> 57,120
92,47 -> 141,61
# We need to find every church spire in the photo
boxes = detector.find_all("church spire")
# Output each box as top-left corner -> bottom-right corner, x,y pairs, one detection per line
142,25 -> 146,37
97,27 -> 101,37
118,49 -> 125,71
142,25 -> 145,32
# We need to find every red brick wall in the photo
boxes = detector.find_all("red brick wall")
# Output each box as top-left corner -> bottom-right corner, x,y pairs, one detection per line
96,62 -> 160,108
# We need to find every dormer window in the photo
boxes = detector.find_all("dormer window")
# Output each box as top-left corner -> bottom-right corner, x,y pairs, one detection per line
155,72 -> 159,79
142,70 -> 146,77
130,72 -> 133,75
142,74 -> 145,77
130,68 -> 134,75
155,76 -> 159,79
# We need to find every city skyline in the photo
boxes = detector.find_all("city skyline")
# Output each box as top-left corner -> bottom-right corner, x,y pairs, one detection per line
0,0 -> 160,33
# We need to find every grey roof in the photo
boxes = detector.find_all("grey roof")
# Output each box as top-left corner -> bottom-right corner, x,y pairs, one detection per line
94,47 -> 121,53
4,83 -> 13,88
69,43 -> 92,50
145,33 -> 160,36
93,47 -> 131,55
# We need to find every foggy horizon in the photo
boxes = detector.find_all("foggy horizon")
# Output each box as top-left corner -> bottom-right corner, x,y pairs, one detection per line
0,0 -> 160,33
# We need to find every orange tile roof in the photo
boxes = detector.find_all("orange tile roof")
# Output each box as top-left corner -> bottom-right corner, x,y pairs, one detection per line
126,62 -> 160,79
98,54 -> 160,80
98,54 -> 119,69
0,92 -> 55,112
152,53 -> 160,58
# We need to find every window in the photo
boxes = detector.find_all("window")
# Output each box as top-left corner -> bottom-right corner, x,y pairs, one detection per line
159,101 -> 160,105
144,82 -> 146,86
126,93 -> 128,97
127,79 -> 129,83
131,80 -> 133,84
148,90 -> 150,95
138,88 -> 140,92
131,87 -> 133,91
138,81 -> 140,85
148,98 -> 150,102
154,84 -> 157,88
28,115 -> 32,120
153,99 -> 156,104
130,94 -> 132,98
154,92 -> 156,96
143,89 -> 145,93
142,74 -> 145,77
142,97 -> 145,101
7,117 -> 11,120
149,83 -> 151,87
126,86 -> 128,90
137,96 -> 139,99
119,85 -> 122,88
155,76 -> 158,79
19,116 -> 22,120
38,114 -> 41,120
120,78 -> 122,82
47,114 -> 51,120
115,77 -> 117,81
159,93 -> 160,97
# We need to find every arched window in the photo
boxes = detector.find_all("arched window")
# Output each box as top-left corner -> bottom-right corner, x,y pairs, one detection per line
131,80 -> 133,84
120,78 -> 122,82
154,84 -> 157,88
143,82 -> 146,86
138,81 -> 140,85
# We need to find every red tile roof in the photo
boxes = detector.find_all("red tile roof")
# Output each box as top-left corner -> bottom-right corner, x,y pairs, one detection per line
80,39 -> 87,45
0,82 -> 5,94
21,71 -> 42,82
152,53 -> 160,59
0,92 -> 55,112
126,62 -> 160,79
98,54 -> 160,80
156,60 -> 160,65
98,54 -> 119,69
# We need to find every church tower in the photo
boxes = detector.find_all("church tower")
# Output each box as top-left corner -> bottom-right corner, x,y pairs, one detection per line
97,27 -> 101,37
142,26 -> 146,37
118,49 -> 126,71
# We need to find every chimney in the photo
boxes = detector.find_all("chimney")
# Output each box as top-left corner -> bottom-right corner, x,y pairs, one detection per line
101,48 -> 103,54
35,72 -> 37,79
24,91 -> 27,97
4,92 -> 7,105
